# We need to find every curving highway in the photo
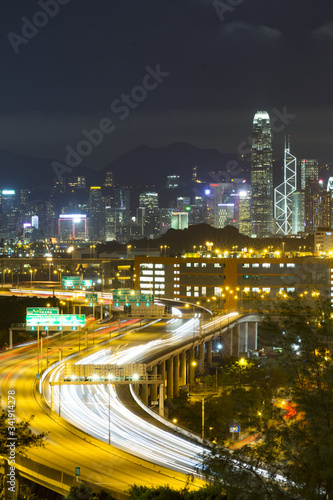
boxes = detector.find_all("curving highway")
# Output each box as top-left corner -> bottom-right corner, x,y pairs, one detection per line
0,316 -> 211,497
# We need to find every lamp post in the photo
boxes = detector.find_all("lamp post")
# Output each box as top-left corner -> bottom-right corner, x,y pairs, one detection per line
202,397 -> 205,444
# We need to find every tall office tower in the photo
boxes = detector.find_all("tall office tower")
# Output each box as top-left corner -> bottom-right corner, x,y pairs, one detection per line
171,211 -> 188,230
300,159 -> 319,190
238,189 -> 251,236
189,196 -> 206,225
0,190 -> 18,239
250,111 -> 273,237
291,191 -> 305,234
68,175 -> 86,189
177,197 -> 190,210
166,175 -> 180,189
103,187 -> 130,240
327,177 -> 333,226
274,137 -> 297,235
214,204 -> 235,228
205,183 -> 233,226
139,191 -> 159,209
88,187 -> 103,241
191,166 -> 198,182
305,180 -> 331,232
104,171 -> 114,187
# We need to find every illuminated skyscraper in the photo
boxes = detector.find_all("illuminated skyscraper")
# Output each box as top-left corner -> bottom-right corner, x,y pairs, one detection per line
274,137 -> 297,235
88,187 -> 102,241
299,159 -> 319,190
251,111 -> 273,237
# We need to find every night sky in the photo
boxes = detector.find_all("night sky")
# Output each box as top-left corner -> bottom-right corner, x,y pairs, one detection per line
1,0 -> 333,175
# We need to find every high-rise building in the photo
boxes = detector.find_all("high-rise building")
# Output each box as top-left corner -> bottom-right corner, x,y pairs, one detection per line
166,175 -> 180,189
177,197 -> 190,211
104,171 -> 114,187
139,192 -> 159,209
214,204 -> 235,228
250,111 -> 273,237
274,137 -> 297,235
299,159 -> 319,190
171,211 -> 188,230
0,190 -> 18,239
88,187 -> 103,241
291,191 -> 305,235
305,179 -> 331,233
238,189 -> 251,236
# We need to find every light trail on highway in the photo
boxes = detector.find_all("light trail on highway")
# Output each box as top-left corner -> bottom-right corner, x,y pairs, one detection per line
46,314 -> 239,475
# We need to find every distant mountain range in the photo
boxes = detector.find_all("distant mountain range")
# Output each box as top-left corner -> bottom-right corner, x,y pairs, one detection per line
0,143 -> 243,190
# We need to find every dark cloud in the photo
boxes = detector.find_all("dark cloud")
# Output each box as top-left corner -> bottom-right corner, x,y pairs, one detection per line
311,22 -> 333,39
222,21 -> 282,40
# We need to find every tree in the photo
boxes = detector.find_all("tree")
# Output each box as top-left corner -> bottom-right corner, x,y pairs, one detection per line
65,483 -> 116,499
202,293 -> 333,499
127,484 -> 226,499
0,410 -> 47,457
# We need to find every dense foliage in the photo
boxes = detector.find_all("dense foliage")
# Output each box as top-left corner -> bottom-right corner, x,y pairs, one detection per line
202,294 -> 333,499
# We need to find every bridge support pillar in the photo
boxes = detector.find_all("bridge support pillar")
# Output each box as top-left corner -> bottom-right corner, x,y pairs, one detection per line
232,325 -> 239,357
141,383 -> 148,406
239,322 -> 248,355
173,354 -> 179,397
189,347 -> 196,386
180,350 -> 186,386
207,340 -> 212,369
159,360 -> 166,387
150,366 -> 158,403
248,322 -> 258,350
167,357 -> 174,399
159,384 -> 164,417
199,343 -> 205,374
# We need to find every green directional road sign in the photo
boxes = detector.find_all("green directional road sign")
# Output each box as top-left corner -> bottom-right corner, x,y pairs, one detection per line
75,467 -> 80,477
26,307 -> 59,315
26,314 -> 85,328
85,293 -> 98,302
62,276 -> 82,288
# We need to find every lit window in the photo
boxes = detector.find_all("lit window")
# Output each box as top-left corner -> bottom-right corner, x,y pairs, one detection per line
186,292 -> 191,297
252,287 -> 260,292
186,263 -> 191,267
194,263 -> 199,267
194,292 -> 199,297
194,286 -> 199,292
141,263 -> 153,269
155,264 -> 164,269
201,263 -> 206,267
252,263 -> 259,268
142,270 -> 153,275
202,286 -> 206,297
279,264 -> 284,268
262,287 -> 270,292
287,287 -> 295,292
155,277 -> 165,282
186,286 -> 191,292
140,277 -> 153,282
262,263 -> 271,268
155,270 -> 165,275
243,263 -> 250,268
287,263 -> 295,268
214,263 -> 221,268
